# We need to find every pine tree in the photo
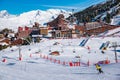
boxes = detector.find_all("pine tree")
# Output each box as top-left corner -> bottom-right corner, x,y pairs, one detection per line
106,12 -> 111,23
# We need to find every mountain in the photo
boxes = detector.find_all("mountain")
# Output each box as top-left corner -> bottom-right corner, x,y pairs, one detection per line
0,0 -> 120,32
0,9 -> 71,32
70,0 -> 120,25
0,10 -> 9,18
0,10 -> 16,18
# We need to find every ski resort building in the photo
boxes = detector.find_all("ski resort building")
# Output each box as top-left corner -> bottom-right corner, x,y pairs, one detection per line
47,14 -> 120,38
84,22 -> 119,36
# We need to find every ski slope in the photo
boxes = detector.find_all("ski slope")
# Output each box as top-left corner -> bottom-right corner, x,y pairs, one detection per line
0,36 -> 120,80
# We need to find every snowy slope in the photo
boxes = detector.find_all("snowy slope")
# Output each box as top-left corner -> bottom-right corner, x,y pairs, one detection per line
94,1 -> 120,25
111,15 -> 120,25
104,27 -> 120,36
0,26 -> 120,80
0,36 -> 120,80
0,9 -> 71,31
98,27 -> 120,36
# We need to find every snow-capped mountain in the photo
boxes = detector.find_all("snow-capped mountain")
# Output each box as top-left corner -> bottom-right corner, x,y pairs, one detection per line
72,0 -> 120,25
95,2 -> 120,25
0,10 -> 16,18
0,10 -> 10,18
0,9 -> 71,32
93,0 -> 120,23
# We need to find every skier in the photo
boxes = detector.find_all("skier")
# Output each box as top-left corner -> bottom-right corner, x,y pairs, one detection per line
95,64 -> 104,74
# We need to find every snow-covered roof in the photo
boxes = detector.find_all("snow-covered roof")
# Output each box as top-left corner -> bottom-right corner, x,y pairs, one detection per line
0,42 -> 8,45
67,24 -> 75,29
7,33 -> 15,38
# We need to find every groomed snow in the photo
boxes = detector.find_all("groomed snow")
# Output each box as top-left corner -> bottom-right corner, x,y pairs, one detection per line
0,36 -> 120,80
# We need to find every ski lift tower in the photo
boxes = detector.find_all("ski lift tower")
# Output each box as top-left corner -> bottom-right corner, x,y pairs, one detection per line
109,42 -> 120,63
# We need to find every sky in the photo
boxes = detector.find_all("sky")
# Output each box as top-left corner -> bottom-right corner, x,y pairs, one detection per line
0,0 -> 106,14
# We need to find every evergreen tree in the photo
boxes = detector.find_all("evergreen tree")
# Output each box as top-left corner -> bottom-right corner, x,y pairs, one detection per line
106,12 -> 111,23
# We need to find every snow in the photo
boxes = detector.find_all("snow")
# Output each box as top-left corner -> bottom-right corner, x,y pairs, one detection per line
93,1 -> 120,25
0,28 -> 120,80
0,8 -> 120,80
111,15 -> 120,25
0,9 -> 71,32
0,42 -> 8,45
98,27 -> 120,36
0,10 -> 16,18
104,27 -> 120,36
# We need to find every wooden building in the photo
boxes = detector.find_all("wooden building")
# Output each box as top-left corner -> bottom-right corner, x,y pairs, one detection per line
85,22 -> 119,36
40,27 -> 48,36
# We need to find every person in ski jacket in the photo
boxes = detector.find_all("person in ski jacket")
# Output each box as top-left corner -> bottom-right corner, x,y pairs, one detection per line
95,64 -> 103,73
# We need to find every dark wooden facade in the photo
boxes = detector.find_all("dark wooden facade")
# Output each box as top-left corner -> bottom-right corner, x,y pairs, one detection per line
85,25 -> 119,36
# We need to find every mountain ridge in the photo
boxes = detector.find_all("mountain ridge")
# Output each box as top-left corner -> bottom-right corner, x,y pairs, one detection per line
0,9 -> 71,32
70,0 -> 120,25
0,0 -> 120,32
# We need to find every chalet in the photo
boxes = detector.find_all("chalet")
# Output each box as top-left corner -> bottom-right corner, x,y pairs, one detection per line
0,42 -> 9,50
0,38 -> 10,50
0,38 -> 11,44
84,22 -> 119,36
17,23 -> 49,43
47,14 -> 78,38
29,29 -> 40,43
0,34 -> 4,39
85,22 -> 103,30
47,14 -> 69,30
10,38 -> 23,46
50,30 -> 61,38
40,27 -> 48,37
74,25 -> 85,37
17,26 -> 32,39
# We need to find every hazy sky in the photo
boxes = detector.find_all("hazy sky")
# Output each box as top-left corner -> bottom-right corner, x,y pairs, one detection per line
0,0 -> 105,14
